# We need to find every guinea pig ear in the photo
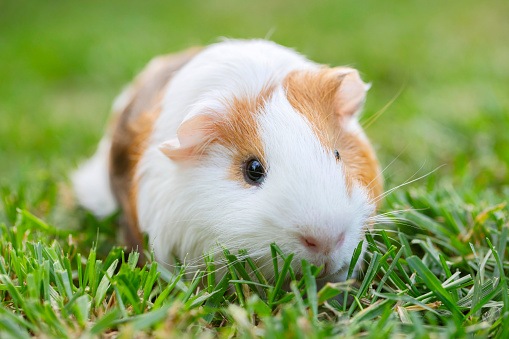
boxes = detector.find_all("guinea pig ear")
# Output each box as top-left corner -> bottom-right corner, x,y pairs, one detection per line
158,114 -> 216,161
332,68 -> 370,119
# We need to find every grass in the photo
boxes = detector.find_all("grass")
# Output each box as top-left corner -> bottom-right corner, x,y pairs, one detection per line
1,181 -> 508,338
0,0 -> 508,338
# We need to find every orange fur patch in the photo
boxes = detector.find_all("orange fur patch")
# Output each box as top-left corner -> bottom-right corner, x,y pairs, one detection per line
211,87 -> 274,186
284,69 -> 340,150
336,129 -> 383,203
284,69 -> 383,204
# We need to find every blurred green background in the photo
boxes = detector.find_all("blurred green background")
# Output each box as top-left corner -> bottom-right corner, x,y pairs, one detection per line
1,0 -> 508,198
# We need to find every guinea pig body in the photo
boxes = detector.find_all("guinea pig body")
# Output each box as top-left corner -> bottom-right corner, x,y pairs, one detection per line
72,39 -> 383,283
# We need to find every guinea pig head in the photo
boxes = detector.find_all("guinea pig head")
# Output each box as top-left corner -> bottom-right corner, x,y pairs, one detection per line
158,67 -> 382,282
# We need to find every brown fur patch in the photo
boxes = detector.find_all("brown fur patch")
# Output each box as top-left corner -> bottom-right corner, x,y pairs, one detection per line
109,47 -> 201,250
284,69 -> 341,151
209,86 -> 274,186
336,129 -> 383,203
110,104 -> 161,251
284,69 -> 383,204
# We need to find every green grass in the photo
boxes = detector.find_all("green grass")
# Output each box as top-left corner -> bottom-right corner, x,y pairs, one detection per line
0,0 -> 508,338
1,182 -> 508,338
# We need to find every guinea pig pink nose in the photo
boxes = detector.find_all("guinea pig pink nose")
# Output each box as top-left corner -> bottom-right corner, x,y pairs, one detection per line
300,232 -> 345,255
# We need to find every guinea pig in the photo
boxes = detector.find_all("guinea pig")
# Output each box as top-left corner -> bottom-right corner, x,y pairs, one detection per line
72,39 -> 383,284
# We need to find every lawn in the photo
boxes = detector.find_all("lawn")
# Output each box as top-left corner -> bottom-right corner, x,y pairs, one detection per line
0,1 -> 508,338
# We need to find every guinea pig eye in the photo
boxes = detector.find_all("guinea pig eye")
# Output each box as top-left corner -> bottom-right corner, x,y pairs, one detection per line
334,149 -> 341,161
243,158 -> 265,185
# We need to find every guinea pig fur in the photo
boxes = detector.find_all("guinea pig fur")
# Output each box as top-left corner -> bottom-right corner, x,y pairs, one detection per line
72,39 -> 383,284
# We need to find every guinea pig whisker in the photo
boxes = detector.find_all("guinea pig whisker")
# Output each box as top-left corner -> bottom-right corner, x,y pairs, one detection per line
372,217 -> 422,229
362,84 -> 404,130
366,146 -> 407,192
370,218 -> 410,225
369,208 -> 425,219
370,163 -> 433,203
369,229 -> 402,234
370,164 -> 445,205
372,221 -> 411,228
371,218 -> 415,227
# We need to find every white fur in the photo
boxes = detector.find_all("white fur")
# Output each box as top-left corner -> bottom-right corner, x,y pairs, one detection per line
135,40 -> 374,280
71,137 -> 118,218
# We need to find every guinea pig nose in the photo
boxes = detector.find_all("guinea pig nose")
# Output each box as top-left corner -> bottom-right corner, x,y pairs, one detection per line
300,232 -> 346,255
